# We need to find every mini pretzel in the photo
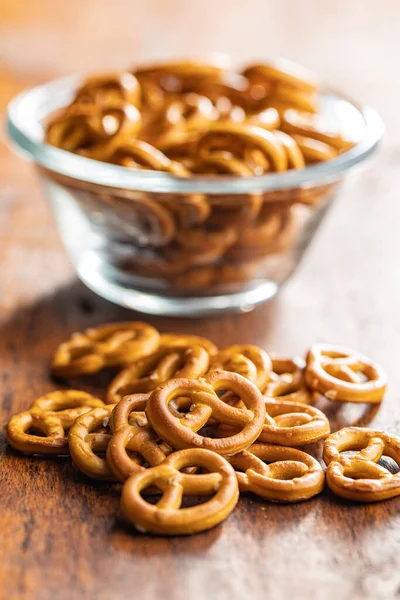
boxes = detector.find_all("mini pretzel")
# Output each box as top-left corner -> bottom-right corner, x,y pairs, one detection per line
51,321 -> 160,377
7,411 -> 69,455
323,427 -> 400,502
305,343 -> 387,403
159,333 -> 218,356
146,370 -> 265,456
258,399 -> 330,446
281,109 -> 354,151
229,443 -> 324,502
120,448 -> 239,535
30,390 -> 105,426
209,345 -> 272,393
69,405 -> 116,480
107,394 -> 171,482
107,344 -> 210,404
6,390 -> 104,455
264,356 -> 313,404
74,71 -> 141,108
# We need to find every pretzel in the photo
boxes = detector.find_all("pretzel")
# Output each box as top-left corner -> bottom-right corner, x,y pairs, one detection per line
51,321 -> 160,377
107,394 -> 171,482
305,343 -> 387,403
209,345 -> 272,393
6,390 -> 104,455
107,343 -> 210,404
264,356 -> 313,404
258,399 -> 330,446
159,333 -> 218,356
120,448 -> 239,535
146,370 -> 265,456
74,71 -> 141,108
281,109 -> 354,152
69,405 -> 116,480
323,427 -> 400,502
229,443 -> 324,502
106,140 -> 188,176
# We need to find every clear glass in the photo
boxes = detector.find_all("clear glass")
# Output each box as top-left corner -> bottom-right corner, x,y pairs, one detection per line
7,71 -> 384,316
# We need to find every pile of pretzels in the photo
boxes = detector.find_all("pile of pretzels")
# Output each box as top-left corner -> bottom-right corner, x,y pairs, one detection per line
44,59 -> 355,292
7,321 -> 398,537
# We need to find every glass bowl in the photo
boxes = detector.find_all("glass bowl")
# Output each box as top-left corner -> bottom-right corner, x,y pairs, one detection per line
7,70 -> 383,317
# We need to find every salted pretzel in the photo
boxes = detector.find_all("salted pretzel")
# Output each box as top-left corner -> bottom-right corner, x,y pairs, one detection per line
107,343 -> 210,404
264,356 -> 313,404
229,443 -> 324,502
305,343 -> 387,403
107,394 -> 171,482
146,370 -> 265,456
6,390 -> 104,455
323,427 -> 400,502
159,333 -> 218,356
209,344 -> 272,393
51,321 -> 160,377
259,399 -> 330,446
69,405 -> 116,480
121,448 -> 239,535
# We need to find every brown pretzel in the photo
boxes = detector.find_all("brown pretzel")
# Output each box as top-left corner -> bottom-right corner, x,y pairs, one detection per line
51,321 -> 160,377
281,109 -> 354,152
68,405 -> 116,480
305,343 -> 387,403
6,390 -> 104,455
229,443 -> 324,502
74,71 -> 141,108
107,343 -> 210,404
107,394 -> 171,482
159,333 -> 218,356
209,345 -> 272,393
323,427 -> 400,502
106,140 -> 188,176
121,448 -> 239,535
146,370 -> 265,456
258,399 -> 330,446
264,356 -> 313,404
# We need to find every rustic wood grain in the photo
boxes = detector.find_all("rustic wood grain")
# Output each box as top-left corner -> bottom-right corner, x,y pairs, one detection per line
1,2 -> 400,599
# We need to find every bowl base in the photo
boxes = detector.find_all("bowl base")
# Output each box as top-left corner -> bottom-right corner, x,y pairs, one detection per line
77,259 -> 279,317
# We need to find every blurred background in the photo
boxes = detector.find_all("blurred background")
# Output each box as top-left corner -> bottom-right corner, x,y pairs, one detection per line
1,0 -> 399,342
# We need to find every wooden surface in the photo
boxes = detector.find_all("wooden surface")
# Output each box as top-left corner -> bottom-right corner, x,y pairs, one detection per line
1,2 -> 400,599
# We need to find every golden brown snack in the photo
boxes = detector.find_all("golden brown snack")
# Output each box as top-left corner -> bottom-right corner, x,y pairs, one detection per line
323,427 -> 400,502
146,370 -> 265,456
229,443 -> 324,502
121,448 -> 239,535
264,356 -> 313,404
51,321 -> 160,377
107,394 -> 171,482
305,343 -> 387,403
107,343 -> 209,404
209,344 -> 272,392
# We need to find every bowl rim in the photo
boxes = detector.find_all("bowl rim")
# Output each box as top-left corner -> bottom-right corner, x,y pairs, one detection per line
6,71 -> 385,194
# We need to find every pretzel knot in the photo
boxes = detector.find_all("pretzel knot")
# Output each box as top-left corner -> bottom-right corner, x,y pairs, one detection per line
107,343 -> 210,404
305,343 -> 387,403
73,72 -> 141,108
51,321 -> 160,377
323,427 -> 400,502
229,443 -> 325,502
209,344 -> 272,393
264,355 -> 313,404
69,405 -> 116,480
6,390 -> 104,455
146,370 -> 265,456
107,394 -> 171,482
259,399 -> 330,446
121,448 -> 239,535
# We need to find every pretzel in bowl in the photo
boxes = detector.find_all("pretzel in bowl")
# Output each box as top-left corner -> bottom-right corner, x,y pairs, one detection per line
51,321 -> 160,377
107,343 -> 209,404
121,448 -> 239,535
264,356 -> 313,404
229,443 -> 324,502
7,390 -> 104,455
69,405 -> 116,480
146,370 -> 265,456
107,394 -> 171,482
305,343 -> 387,403
323,427 -> 400,502
208,344 -> 272,393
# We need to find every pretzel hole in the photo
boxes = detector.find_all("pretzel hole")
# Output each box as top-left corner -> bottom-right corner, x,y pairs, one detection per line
26,427 -> 47,438
267,461 -> 308,480
378,456 -> 400,474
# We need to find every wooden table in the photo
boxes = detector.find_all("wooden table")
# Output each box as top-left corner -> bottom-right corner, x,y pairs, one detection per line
1,2 -> 399,598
